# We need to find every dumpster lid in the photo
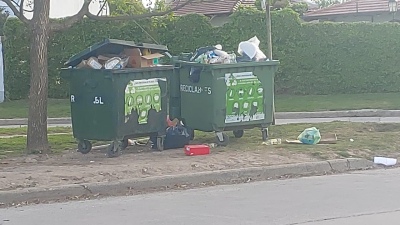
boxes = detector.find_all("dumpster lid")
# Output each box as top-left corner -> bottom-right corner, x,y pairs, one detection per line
64,39 -> 169,67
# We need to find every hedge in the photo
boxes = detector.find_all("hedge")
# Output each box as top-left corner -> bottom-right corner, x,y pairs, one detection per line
4,8 -> 400,99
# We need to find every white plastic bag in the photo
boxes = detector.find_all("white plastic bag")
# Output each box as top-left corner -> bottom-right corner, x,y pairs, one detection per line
237,36 -> 267,61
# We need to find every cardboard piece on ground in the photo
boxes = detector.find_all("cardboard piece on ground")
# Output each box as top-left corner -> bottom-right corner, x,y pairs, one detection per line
285,133 -> 337,144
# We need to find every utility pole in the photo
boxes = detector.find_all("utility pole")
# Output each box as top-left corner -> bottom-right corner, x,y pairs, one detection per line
261,0 -> 275,127
261,0 -> 273,60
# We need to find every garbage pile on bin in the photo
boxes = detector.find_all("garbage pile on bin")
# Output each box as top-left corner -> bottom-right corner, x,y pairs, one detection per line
63,37 -> 280,158
62,39 -> 176,157
189,36 -> 268,65
72,44 -> 168,70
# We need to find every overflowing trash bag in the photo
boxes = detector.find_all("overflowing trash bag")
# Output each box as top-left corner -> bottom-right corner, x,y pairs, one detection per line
188,44 -> 236,83
297,127 -> 321,145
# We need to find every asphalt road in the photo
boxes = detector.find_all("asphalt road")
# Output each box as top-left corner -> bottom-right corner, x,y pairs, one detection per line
1,168 -> 400,225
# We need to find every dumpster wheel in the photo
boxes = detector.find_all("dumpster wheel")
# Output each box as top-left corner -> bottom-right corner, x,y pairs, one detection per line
156,136 -> 164,151
189,129 -> 195,141
121,138 -> 129,150
78,140 -> 92,154
215,132 -> 229,146
233,130 -> 244,138
262,128 -> 269,141
107,141 -> 121,158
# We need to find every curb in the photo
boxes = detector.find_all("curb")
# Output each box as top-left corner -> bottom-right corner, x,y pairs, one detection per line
0,133 -> 72,139
1,110 -> 400,126
0,118 -> 71,126
0,158 -> 374,206
274,109 -> 400,119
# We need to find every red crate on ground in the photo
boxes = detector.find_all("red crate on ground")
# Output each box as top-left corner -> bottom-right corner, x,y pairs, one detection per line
184,145 -> 210,156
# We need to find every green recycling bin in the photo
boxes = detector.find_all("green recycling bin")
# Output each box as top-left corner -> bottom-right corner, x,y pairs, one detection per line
171,60 -> 279,146
61,39 -> 173,157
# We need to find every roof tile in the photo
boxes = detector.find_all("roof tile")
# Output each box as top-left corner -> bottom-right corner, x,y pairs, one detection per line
170,0 -> 255,16
304,0 -> 397,18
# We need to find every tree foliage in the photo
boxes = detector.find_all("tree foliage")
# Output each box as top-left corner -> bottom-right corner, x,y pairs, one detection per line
288,2 -> 308,15
0,0 -> 199,153
108,0 -> 148,15
6,8 -> 400,98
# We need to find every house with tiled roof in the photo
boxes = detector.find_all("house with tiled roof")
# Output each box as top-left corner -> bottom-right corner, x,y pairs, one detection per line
168,0 -> 256,26
303,0 -> 400,22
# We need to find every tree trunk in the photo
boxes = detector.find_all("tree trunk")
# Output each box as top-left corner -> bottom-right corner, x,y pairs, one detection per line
27,0 -> 51,154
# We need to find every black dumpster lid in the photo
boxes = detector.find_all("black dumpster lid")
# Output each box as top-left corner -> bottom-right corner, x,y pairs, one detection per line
64,38 -> 169,67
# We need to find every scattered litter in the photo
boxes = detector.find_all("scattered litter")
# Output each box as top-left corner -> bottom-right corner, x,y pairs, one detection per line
203,143 -> 217,148
297,127 -> 321,145
129,139 -> 148,146
184,145 -> 210,156
350,138 -> 354,142
286,133 -> 337,145
90,161 -> 95,163
374,157 -> 397,166
262,138 -> 282,145
141,167 -> 149,174
24,157 -> 37,163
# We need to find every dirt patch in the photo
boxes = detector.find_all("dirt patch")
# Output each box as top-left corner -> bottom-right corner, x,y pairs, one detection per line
0,145 -> 318,191
2,121 -> 400,192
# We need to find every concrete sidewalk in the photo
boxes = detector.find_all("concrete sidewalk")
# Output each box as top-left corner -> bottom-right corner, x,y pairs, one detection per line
1,109 -> 400,127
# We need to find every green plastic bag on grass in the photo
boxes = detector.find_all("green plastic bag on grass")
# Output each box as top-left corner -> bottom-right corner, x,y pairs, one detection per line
297,127 -> 321,145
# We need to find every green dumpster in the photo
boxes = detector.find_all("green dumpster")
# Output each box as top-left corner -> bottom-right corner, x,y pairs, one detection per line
171,60 -> 279,146
61,39 -> 173,157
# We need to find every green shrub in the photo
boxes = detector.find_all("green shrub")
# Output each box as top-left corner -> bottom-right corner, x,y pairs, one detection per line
4,9 -> 400,99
